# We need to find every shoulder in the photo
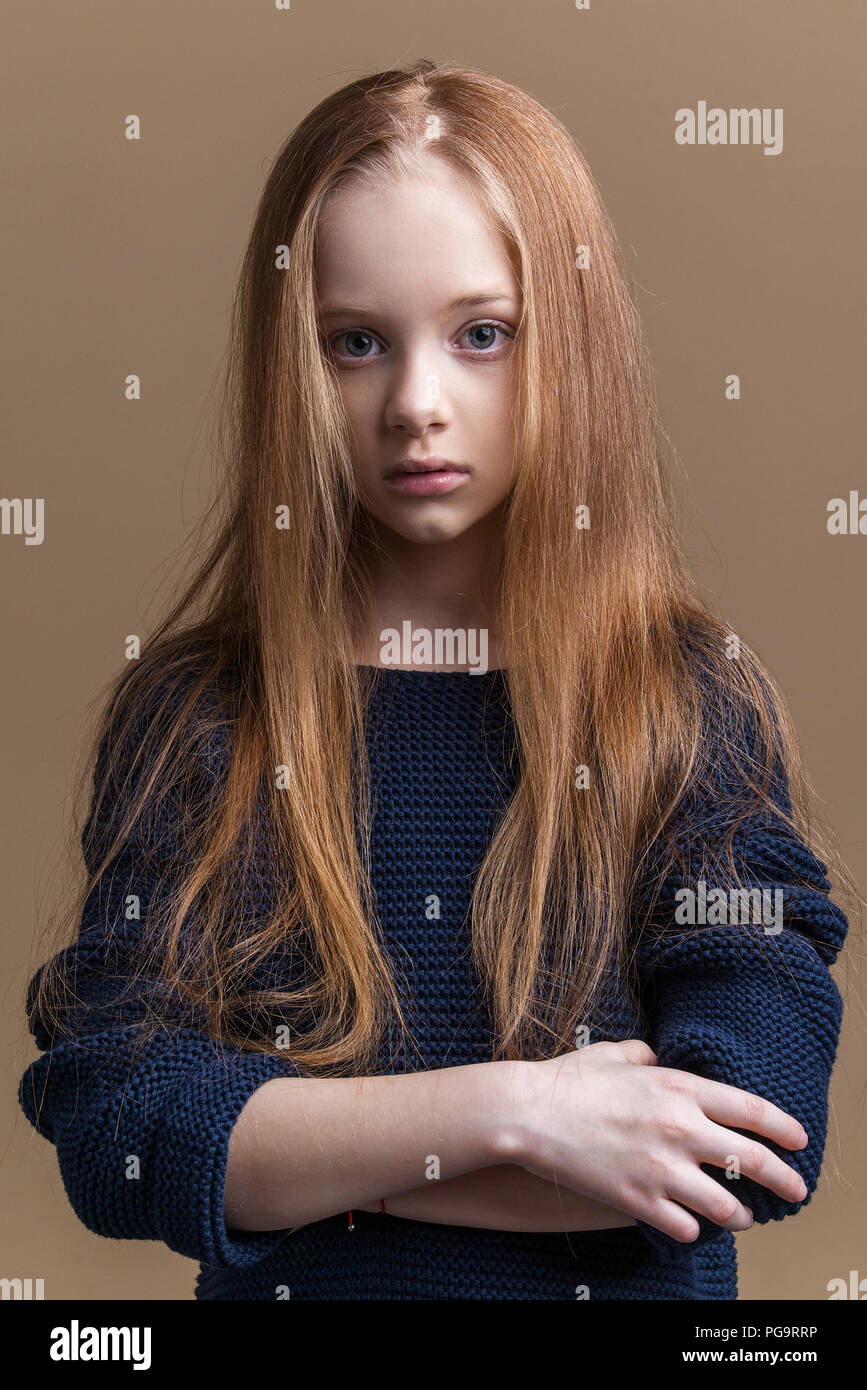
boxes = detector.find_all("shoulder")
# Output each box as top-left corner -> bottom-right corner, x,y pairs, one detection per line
83,644 -> 237,862
674,626 -> 791,813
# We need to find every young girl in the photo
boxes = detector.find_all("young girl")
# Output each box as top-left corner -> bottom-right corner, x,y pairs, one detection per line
20,59 -> 852,1301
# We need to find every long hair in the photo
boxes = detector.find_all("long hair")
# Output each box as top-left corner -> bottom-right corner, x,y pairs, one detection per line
27,59 -> 860,1078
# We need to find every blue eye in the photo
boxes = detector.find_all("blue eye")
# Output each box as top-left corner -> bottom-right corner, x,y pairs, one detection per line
463,322 -> 503,351
337,331 -> 380,359
325,320 -> 514,362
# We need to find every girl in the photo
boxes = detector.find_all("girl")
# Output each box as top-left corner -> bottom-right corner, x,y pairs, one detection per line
20,59 -> 852,1301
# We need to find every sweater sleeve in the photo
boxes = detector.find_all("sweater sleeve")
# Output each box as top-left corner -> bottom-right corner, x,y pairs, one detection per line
18,687 -> 304,1271
631,696 -> 848,1261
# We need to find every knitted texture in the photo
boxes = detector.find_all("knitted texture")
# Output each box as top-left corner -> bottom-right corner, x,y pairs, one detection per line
19,665 -> 847,1299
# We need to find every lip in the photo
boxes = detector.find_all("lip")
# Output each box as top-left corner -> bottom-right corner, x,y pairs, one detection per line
386,457 -> 465,475
384,458 -> 470,496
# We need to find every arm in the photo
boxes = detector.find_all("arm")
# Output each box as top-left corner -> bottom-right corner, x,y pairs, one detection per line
18,685 -> 524,1258
23,828 -> 521,1250
223,1061 -> 518,1231
630,707 -> 848,1257
633,907 -> 845,1258
18,700 -> 311,1269
355,1164 -> 636,1232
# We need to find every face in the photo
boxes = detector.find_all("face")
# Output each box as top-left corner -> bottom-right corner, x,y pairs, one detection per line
314,157 -> 522,546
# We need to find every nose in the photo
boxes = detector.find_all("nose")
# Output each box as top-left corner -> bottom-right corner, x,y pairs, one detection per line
383,351 -> 449,434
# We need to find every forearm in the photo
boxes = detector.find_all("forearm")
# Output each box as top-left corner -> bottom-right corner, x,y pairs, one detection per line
360,1164 -> 637,1232
224,1059 -> 521,1232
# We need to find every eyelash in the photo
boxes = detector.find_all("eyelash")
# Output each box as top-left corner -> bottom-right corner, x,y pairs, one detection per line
324,320 -> 514,363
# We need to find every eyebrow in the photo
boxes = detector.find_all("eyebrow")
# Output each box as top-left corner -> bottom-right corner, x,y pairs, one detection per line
318,292 -> 520,318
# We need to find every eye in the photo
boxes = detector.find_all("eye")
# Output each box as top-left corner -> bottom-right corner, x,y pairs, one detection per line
459,321 -> 513,353
323,319 -> 515,363
327,330 -> 383,360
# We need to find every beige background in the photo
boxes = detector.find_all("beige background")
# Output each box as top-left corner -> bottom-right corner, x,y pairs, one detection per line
3,0 -> 864,1299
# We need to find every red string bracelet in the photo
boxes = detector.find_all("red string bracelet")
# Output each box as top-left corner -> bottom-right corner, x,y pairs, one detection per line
347,1198 -> 386,1230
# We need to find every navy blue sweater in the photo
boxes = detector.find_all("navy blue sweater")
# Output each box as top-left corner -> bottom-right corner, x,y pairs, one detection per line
19,665 -> 847,1299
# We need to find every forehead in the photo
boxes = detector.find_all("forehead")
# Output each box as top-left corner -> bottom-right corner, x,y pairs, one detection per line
314,160 -> 520,313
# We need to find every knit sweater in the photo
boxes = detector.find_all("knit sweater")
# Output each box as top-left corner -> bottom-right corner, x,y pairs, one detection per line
19,663 -> 847,1300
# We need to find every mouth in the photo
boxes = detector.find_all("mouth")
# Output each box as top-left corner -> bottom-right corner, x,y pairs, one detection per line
383,461 -> 471,496
385,458 -> 467,477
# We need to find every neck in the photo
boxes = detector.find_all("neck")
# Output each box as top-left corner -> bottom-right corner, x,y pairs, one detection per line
353,506 -> 506,669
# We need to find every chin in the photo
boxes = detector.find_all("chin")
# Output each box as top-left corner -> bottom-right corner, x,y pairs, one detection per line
388,515 -> 474,545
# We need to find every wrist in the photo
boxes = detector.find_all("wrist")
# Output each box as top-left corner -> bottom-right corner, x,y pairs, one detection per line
489,1058 -> 556,1176
485,1059 -> 536,1167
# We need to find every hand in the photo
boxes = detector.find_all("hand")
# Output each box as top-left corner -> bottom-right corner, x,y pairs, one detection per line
508,1039 -> 809,1244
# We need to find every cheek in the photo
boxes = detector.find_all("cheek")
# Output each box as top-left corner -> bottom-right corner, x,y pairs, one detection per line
338,378 -> 374,425
470,389 -> 517,464
337,385 -> 379,459
468,370 -> 514,427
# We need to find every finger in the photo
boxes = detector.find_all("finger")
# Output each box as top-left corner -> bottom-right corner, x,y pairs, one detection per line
612,1040 -> 658,1065
659,1168 -> 754,1235
698,1120 -> 809,1205
637,1196 -> 706,1244
688,1075 -> 807,1151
